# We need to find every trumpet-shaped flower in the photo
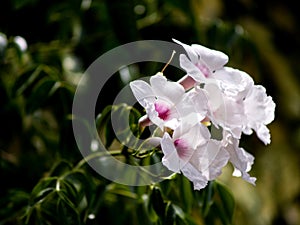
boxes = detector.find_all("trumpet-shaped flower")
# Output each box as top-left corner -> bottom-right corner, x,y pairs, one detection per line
173,39 -> 229,83
130,73 -> 208,130
130,73 -> 184,130
161,123 -> 230,190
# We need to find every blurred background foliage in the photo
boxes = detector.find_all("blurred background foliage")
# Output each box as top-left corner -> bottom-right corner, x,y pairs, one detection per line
0,0 -> 300,224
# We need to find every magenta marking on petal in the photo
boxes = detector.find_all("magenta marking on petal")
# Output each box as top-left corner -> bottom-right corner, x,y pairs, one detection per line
154,102 -> 170,120
196,63 -> 210,78
174,139 -> 190,159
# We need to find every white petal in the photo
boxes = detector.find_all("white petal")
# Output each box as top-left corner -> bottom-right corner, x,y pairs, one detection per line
181,163 -> 208,190
191,44 -> 229,70
255,124 -> 271,145
190,140 -> 230,180
173,123 -> 210,149
212,67 -> 254,99
215,97 -> 245,138
225,138 -> 256,185
161,133 -> 181,173
204,82 -> 223,112
204,83 -> 246,139
161,132 -> 196,172
144,100 -> 165,130
163,118 -> 180,130
180,139 -> 230,190
188,88 -> 209,117
129,80 -> 155,108
173,90 -> 208,127
173,39 -> 199,63
179,54 -> 206,82
244,85 -> 276,125
244,85 -> 276,144
150,74 -> 185,105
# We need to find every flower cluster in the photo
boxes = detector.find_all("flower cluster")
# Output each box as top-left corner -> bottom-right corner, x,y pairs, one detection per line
129,39 -> 276,190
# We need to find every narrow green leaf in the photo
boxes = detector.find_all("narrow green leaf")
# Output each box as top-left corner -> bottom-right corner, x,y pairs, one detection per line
57,198 -> 81,225
0,189 -> 29,222
12,66 -> 41,97
96,105 -> 115,148
180,176 -> 193,212
164,202 -> 176,225
214,182 -> 235,225
65,170 -> 93,203
201,181 -> 215,217
149,186 -> 166,220
29,177 -> 57,205
58,179 -> 79,206
49,160 -> 72,177
26,78 -> 59,113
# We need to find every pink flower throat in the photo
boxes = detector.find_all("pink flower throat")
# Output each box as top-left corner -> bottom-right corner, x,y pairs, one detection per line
196,62 -> 210,78
174,139 -> 189,159
154,102 -> 170,120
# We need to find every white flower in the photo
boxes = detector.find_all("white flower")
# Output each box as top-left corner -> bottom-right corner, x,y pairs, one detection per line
130,73 -> 184,130
129,73 -> 207,130
173,39 -> 229,83
161,123 -> 230,190
129,39 -> 276,189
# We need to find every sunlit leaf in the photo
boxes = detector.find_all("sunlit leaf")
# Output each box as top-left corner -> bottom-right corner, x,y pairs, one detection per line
29,177 -> 57,205
64,170 -> 94,204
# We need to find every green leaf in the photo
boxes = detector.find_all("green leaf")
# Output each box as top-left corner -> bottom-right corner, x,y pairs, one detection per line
200,181 -> 235,225
180,176 -> 193,212
26,78 -> 60,113
49,160 -> 73,177
56,197 -> 81,225
29,177 -> 57,205
96,103 -> 142,149
164,202 -> 176,225
57,179 -> 79,207
96,105 -> 114,148
64,170 -> 93,204
214,182 -> 235,225
0,189 -> 29,223
149,186 -> 166,220
201,181 -> 215,217
12,66 -> 42,97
